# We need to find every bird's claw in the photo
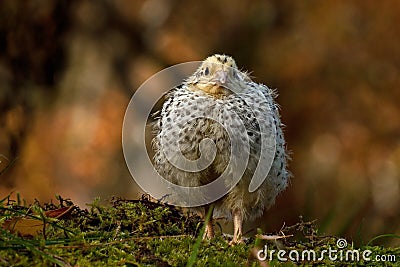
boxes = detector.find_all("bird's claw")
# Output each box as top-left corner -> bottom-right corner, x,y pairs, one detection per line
229,238 -> 245,246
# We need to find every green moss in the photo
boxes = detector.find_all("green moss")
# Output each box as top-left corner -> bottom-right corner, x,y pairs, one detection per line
0,195 -> 398,266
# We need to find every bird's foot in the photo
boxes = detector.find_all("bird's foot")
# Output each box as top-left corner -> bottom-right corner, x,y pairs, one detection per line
229,209 -> 243,245
202,220 -> 215,239
228,237 -> 245,246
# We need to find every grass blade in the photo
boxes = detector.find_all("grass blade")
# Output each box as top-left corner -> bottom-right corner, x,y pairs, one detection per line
186,204 -> 214,267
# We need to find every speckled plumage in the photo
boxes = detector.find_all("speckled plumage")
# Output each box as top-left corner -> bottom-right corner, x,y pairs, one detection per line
152,54 -> 289,243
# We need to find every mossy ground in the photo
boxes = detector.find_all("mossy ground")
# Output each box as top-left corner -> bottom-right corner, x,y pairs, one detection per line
0,195 -> 398,266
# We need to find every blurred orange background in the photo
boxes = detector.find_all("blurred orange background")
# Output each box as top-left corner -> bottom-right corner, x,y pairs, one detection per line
0,1 -> 399,245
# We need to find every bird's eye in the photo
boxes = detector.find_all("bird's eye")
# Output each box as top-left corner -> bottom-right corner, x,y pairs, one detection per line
204,67 -> 209,75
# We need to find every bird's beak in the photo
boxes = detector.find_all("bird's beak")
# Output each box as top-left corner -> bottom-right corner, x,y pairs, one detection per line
213,70 -> 228,85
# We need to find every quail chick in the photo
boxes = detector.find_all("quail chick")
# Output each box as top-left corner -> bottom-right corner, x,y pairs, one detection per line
152,54 -> 289,244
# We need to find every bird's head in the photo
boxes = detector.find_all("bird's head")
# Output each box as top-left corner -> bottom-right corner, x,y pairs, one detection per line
187,54 -> 250,95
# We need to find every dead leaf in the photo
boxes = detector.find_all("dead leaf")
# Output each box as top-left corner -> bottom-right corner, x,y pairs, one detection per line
44,206 -> 74,219
2,205 -> 74,237
3,217 -> 44,237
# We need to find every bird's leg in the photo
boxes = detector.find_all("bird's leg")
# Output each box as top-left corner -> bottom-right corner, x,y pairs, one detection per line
229,209 -> 244,245
204,218 -> 214,239
202,205 -> 214,239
